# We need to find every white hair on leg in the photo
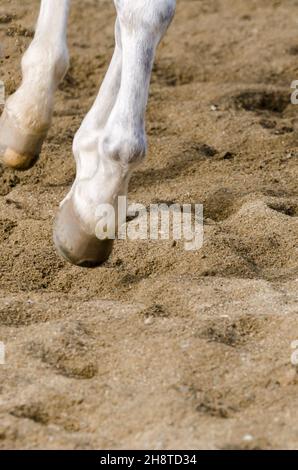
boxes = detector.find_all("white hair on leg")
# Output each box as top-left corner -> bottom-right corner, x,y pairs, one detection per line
54,0 -> 176,266
0,0 -> 70,169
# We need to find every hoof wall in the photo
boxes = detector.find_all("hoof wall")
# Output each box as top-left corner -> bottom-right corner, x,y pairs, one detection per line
54,197 -> 114,268
0,147 -> 39,170
0,110 -> 47,170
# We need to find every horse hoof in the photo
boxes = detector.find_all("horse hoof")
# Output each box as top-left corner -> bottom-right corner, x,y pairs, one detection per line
53,197 -> 114,268
0,110 -> 47,170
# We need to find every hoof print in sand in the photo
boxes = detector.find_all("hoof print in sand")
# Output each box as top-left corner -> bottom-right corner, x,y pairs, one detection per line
233,90 -> 290,114
27,322 -> 98,379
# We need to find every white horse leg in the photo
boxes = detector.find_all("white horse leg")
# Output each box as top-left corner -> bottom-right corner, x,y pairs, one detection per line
54,0 -> 176,267
54,18 -> 123,267
0,0 -> 70,169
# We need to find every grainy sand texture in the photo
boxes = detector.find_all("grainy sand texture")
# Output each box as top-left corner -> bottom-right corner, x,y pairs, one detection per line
0,0 -> 297,450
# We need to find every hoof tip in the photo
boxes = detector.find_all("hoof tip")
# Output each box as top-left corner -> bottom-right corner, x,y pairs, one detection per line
54,198 -> 114,268
0,109 -> 45,170
0,147 -> 38,170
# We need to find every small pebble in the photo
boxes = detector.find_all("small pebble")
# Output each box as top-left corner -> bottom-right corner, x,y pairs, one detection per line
242,434 -> 254,442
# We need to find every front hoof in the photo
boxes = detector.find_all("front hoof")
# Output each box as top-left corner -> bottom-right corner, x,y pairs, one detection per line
0,110 -> 47,170
54,197 -> 114,268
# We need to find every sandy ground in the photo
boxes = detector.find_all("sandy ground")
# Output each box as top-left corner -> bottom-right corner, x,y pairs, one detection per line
0,0 -> 298,450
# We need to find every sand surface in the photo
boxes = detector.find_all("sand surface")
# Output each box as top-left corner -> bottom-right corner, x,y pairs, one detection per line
0,0 -> 297,450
